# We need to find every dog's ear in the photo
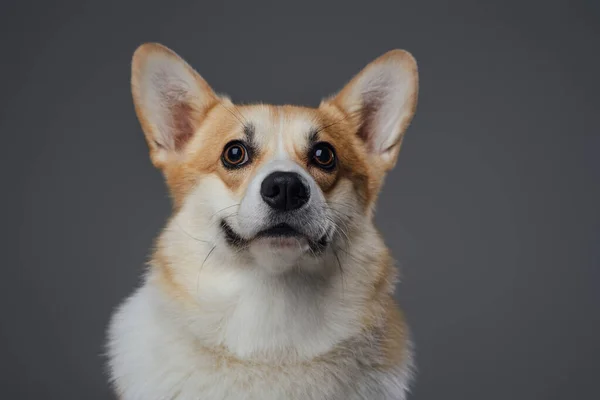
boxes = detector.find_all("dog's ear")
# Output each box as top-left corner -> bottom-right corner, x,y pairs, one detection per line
323,50 -> 418,171
131,43 -> 218,168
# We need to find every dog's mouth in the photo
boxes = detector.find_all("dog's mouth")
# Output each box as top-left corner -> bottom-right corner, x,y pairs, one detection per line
220,220 -> 329,253
256,223 -> 300,238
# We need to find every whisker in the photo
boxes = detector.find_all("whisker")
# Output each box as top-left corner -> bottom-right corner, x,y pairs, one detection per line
174,219 -> 212,244
209,204 -> 240,220
306,240 -> 318,259
324,207 -> 356,234
326,200 -> 357,208
196,245 -> 217,295
217,99 -> 249,126
334,246 -> 374,271
325,203 -> 357,215
314,109 -> 361,135
326,216 -> 351,244
325,202 -> 358,216
333,248 -> 346,296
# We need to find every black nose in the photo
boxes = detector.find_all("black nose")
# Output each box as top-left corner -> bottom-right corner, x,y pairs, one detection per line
260,171 -> 310,211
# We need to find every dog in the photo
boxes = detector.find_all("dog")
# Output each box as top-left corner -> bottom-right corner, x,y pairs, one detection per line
107,42 -> 419,400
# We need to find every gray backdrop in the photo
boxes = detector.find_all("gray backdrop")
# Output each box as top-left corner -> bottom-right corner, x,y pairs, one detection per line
2,0 -> 599,399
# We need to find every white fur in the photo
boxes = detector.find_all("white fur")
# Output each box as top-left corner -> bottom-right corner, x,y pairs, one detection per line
107,223 -> 414,400
107,171 -> 414,399
108,286 -> 413,400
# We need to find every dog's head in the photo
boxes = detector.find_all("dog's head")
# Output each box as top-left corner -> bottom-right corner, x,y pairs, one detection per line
132,43 -> 418,273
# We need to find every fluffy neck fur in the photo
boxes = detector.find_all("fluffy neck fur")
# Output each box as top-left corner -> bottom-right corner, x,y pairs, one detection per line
148,214 -> 397,364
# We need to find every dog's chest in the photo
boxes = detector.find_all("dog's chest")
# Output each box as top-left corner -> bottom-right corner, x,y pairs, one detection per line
113,343 -> 390,400
108,284 -> 410,400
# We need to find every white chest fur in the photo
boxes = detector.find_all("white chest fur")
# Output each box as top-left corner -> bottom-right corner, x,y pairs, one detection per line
107,272 -> 413,400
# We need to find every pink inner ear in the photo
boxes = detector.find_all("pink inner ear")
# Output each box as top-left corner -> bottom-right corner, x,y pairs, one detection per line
170,101 -> 195,151
356,89 -> 385,152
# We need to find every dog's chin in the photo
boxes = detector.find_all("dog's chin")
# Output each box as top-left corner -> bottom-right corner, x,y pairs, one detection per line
220,220 -> 328,272
249,236 -> 310,269
251,235 -> 310,252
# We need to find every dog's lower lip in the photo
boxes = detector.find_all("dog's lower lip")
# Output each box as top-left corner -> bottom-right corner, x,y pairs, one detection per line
221,220 -> 328,252
256,223 -> 301,238
220,220 -> 304,246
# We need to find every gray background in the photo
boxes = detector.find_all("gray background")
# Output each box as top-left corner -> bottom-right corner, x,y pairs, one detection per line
2,0 -> 599,399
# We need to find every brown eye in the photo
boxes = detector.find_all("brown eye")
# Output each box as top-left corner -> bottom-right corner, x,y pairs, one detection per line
222,141 -> 249,168
311,142 -> 336,170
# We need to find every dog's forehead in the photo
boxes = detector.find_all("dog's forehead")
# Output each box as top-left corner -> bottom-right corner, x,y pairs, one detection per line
239,105 -> 319,153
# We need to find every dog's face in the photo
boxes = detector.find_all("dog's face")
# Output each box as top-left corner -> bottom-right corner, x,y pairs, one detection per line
132,44 -> 418,273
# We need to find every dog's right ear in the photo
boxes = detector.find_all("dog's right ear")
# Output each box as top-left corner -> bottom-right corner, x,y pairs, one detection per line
131,43 -> 218,168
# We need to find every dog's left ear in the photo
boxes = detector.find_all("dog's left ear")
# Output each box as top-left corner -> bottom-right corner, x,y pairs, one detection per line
323,50 -> 418,171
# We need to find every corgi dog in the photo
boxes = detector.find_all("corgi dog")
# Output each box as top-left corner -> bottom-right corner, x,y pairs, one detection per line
107,43 -> 419,400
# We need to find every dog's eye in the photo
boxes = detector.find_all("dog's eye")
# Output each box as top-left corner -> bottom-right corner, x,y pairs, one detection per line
310,142 -> 336,170
222,141 -> 249,168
